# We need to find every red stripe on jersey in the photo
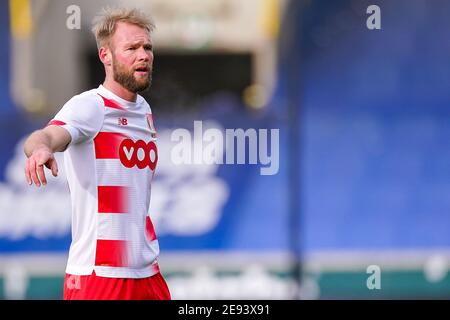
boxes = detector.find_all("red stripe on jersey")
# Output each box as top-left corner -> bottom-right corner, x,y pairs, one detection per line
94,132 -> 128,159
95,239 -> 128,267
146,216 -> 157,241
47,120 -> 66,126
98,94 -> 127,111
98,186 -> 129,213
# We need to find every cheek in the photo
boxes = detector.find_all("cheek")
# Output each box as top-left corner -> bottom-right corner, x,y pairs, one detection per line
115,53 -> 134,66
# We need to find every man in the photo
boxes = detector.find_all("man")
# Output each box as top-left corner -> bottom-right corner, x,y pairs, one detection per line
23,8 -> 170,300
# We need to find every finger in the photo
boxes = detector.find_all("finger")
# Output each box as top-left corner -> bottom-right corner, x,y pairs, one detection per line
24,159 -> 32,185
29,157 -> 41,187
50,158 -> 58,177
37,163 -> 47,186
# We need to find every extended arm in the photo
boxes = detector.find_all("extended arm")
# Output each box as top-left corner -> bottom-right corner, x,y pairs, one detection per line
23,125 -> 71,187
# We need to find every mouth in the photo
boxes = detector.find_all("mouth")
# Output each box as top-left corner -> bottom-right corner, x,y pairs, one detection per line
134,66 -> 150,76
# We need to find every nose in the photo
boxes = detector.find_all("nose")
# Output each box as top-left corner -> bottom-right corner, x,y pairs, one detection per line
137,47 -> 151,62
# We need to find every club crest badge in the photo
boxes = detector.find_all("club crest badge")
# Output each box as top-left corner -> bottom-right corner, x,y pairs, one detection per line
146,113 -> 157,138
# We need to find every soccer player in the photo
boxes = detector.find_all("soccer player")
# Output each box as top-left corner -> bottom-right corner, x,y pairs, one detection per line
23,8 -> 170,300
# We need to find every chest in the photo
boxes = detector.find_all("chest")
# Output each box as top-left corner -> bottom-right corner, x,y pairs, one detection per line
100,109 -> 158,171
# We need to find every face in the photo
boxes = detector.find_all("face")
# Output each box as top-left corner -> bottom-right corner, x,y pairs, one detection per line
109,22 -> 154,93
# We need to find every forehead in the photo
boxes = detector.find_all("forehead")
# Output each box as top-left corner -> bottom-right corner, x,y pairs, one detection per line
112,21 -> 152,46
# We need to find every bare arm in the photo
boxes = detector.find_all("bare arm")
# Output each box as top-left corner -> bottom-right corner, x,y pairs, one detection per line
23,125 -> 72,187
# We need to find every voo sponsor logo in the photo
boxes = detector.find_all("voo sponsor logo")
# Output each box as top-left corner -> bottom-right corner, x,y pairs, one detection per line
119,139 -> 158,170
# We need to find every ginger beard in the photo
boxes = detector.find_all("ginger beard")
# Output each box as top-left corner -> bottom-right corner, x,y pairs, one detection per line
112,53 -> 152,93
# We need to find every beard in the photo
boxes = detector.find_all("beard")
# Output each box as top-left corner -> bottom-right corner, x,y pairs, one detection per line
112,56 -> 152,93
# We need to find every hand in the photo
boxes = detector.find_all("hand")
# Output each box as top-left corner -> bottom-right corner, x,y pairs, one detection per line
24,147 -> 59,187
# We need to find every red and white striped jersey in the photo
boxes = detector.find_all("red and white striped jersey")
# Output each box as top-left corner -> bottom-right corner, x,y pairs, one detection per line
49,85 -> 160,278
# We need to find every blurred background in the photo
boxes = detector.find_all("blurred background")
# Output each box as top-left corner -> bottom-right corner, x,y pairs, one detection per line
1,0 -> 450,299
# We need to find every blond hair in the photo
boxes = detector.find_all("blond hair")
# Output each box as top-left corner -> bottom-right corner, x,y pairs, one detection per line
92,7 -> 155,49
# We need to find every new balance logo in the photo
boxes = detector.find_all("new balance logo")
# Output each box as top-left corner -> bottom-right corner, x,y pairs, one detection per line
118,118 -> 128,126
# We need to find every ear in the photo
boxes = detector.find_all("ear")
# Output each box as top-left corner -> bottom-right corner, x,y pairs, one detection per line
99,46 -> 112,66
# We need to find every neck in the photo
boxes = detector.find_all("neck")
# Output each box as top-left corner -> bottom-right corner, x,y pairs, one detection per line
103,76 -> 137,102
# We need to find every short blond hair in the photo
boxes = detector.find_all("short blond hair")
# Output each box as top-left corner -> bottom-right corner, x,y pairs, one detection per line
92,7 -> 155,49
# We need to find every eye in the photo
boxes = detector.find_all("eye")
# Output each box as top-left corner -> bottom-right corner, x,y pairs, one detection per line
145,45 -> 153,51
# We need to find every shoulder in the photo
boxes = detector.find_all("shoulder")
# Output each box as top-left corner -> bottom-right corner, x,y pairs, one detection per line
138,95 -> 152,113
65,89 -> 104,108
57,89 -> 105,125
62,89 -> 105,117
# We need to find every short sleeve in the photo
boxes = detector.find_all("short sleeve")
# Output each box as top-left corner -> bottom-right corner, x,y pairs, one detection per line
49,93 -> 104,145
